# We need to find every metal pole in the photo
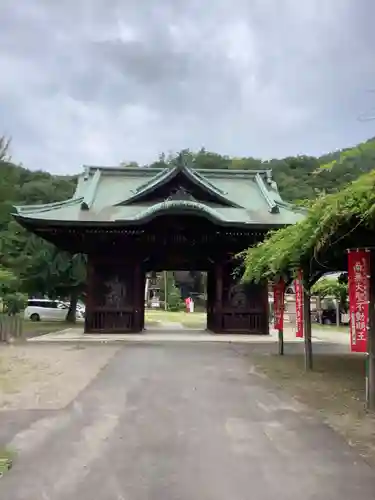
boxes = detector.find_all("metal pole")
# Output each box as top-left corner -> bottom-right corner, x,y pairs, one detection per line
164,270 -> 168,311
278,329 -> 284,355
144,275 -> 149,304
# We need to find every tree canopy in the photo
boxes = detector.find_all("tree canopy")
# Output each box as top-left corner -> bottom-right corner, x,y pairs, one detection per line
242,169 -> 375,284
311,276 -> 348,307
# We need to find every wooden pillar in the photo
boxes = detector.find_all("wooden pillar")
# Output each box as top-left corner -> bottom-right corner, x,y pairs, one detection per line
133,261 -> 143,333
84,255 -> 95,334
214,260 -> 223,332
303,285 -> 313,370
263,280 -> 270,336
206,268 -> 214,331
141,271 -> 146,331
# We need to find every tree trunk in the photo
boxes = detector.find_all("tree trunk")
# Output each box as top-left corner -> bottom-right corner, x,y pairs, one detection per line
65,289 -> 78,323
303,287 -> 313,371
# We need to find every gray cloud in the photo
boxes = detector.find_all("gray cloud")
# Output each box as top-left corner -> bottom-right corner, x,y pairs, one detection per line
0,0 -> 374,173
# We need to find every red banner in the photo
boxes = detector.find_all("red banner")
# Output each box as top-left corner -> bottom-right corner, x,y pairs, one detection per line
348,250 -> 370,353
295,270 -> 304,338
273,280 -> 285,331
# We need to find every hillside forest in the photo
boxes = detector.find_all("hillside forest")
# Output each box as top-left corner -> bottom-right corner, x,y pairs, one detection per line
1,135 -> 375,319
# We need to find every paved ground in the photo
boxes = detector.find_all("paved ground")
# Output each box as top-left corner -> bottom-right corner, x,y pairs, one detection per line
0,341 -> 374,499
28,324 -> 350,345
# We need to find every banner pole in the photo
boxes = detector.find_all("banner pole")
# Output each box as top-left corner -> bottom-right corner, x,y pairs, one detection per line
274,279 -> 285,356
278,328 -> 284,355
366,353 -> 370,408
366,249 -> 375,410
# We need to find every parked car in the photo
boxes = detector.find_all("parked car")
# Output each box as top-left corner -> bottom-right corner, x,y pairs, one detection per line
62,301 -> 85,318
24,299 -> 84,322
316,308 -> 349,325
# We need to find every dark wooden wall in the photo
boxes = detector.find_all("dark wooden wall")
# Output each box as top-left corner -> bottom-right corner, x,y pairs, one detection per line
85,256 -> 144,333
85,254 -> 268,334
207,260 -> 269,334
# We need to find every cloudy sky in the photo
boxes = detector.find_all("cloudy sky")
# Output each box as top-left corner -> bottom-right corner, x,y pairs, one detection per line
0,0 -> 375,174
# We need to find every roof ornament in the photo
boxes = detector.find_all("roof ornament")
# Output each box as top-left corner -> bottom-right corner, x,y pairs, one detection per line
166,185 -> 196,202
254,173 -> 279,214
83,166 -> 90,181
264,169 -> 278,191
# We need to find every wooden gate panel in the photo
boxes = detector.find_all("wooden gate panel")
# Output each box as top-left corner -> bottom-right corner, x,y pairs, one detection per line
85,257 -> 143,333
210,260 -> 269,334
206,268 -> 216,331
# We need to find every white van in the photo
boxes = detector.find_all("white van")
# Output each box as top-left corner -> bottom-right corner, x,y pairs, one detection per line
24,299 -> 83,322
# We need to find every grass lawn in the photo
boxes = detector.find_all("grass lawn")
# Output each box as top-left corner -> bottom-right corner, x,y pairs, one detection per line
313,324 -> 349,333
1,315 -> 70,341
145,310 -> 207,328
0,448 -> 13,475
249,351 -> 375,464
22,320 -> 72,339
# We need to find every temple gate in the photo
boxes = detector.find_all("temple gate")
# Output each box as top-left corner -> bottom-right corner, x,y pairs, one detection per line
13,156 -> 303,334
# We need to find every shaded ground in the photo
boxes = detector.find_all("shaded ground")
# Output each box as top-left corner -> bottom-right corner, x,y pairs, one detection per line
248,349 -> 375,465
0,342 -> 374,499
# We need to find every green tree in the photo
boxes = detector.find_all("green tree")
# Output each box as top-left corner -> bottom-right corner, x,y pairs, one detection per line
312,276 -> 348,310
0,266 -> 18,296
19,237 -> 86,322
160,271 -> 184,311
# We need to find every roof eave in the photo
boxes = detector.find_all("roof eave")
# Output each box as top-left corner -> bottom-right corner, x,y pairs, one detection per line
13,212 -> 297,231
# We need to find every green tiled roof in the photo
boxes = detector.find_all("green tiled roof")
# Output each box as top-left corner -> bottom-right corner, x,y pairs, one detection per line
13,163 -> 305,228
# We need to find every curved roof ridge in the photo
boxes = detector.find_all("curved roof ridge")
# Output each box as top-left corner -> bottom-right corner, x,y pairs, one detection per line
115,158 -> 239,207
118,199 -> 226,223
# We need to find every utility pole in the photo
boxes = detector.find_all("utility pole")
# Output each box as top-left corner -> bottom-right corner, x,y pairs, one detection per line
164,270 -> 168,311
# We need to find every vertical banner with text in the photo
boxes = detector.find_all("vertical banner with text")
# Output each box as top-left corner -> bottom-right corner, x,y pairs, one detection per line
273,279 -> 285,331
295,270 -> 304,338
348,249 -> 370,353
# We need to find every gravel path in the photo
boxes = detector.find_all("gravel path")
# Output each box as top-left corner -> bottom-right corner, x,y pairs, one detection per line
0,341 -> 374,499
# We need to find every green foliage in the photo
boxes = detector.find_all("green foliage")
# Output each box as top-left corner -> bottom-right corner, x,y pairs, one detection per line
159,272 -> 184,311
166,283 -> 184,311
0,137 -> 82,314
311,277 -> 348,306
0,266 -> 18,295
319,137 -> 375,174
138,139 -> 375,203
2,292 -> 27,315
242,170 -> 375,282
